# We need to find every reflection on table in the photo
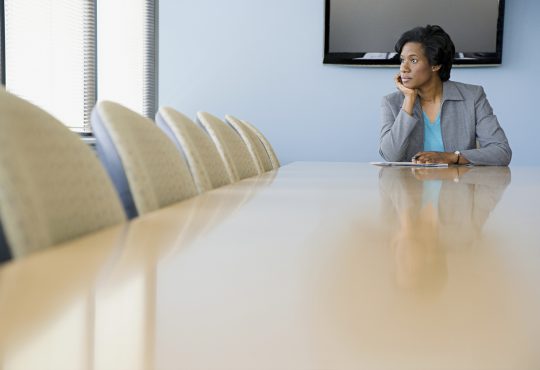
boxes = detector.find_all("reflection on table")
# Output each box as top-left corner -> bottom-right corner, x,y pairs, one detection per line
1,162 -> 539,370
378,166 -> 511,295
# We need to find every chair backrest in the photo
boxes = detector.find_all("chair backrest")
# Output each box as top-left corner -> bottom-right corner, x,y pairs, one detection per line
225,115 -> 273,173
0,89 -> 126,259
196,112 -> 259,182
240,119 -> 280,169
91,101 -> 197,218
155,107 -> 231,193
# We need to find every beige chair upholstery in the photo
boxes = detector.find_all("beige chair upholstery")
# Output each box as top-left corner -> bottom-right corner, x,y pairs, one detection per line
91,101 -> 197,218
0,89 -> 126,259
156,107 -> 231,193
196,112 -> 259,182
240,118 -> 280,169
225,115 -> 273,173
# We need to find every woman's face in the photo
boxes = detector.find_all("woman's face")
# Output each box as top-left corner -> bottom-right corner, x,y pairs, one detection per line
399,42 -> 440,89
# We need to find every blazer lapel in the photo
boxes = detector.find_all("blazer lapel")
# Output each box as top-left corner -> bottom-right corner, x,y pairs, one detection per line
441,81 -> 465,152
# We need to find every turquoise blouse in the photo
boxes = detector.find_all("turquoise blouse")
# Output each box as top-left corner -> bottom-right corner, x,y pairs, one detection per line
423,111 -> 444,152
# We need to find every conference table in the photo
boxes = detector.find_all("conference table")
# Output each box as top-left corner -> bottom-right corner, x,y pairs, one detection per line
1,162 -> 539,370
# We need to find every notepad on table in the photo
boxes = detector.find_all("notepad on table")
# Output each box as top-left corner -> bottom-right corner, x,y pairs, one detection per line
370,161 -> 449,168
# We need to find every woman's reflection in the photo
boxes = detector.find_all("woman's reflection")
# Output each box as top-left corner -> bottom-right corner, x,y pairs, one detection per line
379,166 -> 511,294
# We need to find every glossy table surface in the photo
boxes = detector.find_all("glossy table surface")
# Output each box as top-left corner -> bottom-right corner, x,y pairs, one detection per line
1,162 -> 540,370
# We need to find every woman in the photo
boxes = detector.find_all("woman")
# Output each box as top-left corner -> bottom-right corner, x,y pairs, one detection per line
379,25 -> 511,165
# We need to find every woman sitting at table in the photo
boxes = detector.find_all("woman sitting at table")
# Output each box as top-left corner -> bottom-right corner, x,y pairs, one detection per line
379,25 -> 512,166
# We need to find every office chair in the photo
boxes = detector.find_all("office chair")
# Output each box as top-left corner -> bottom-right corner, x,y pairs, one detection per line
156,107 -> 231,193
91,101 -> 197,218
0,89 -> 126,259
225,114 -> 273,173
196,112 -> 259,182
237,118 -> 280,169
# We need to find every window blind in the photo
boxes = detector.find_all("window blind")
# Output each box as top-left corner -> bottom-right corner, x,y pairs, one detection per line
97,0 -> 157,118
4,0 -> 94,131
3,0 -> 156,130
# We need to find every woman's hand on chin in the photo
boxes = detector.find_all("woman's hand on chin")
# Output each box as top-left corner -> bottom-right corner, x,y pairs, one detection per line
394,73 -> 417,98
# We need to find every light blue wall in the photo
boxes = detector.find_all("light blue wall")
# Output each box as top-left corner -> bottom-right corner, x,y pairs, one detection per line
159,0 -> 539,165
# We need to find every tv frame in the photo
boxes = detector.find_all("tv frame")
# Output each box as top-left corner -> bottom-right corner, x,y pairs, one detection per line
323,0 -> 506,66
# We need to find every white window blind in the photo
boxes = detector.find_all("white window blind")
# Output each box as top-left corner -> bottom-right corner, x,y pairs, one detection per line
4,0 -> 94,131
3,0 -> 156,131
98,0 -> 157,118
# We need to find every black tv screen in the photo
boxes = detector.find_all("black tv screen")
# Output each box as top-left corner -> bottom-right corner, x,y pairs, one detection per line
324,0 -> 505,66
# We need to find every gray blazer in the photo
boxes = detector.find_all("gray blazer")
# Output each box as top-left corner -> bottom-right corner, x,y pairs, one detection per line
379,80 -> 512,165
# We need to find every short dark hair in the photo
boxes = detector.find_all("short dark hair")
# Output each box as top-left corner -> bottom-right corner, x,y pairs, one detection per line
395,25 -> 455,82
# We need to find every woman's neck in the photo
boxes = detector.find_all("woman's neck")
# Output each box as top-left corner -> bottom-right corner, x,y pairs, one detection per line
418,79 -> 443,103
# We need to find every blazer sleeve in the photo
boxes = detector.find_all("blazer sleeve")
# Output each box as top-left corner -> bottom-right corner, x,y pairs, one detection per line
379,95 -> 420,161
460,87 -> 512,166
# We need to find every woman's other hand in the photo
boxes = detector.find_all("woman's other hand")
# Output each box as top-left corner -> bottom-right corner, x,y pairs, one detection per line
411,151 -> 462,165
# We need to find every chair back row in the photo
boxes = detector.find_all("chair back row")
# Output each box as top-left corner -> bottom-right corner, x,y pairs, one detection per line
0,88 -> 279,261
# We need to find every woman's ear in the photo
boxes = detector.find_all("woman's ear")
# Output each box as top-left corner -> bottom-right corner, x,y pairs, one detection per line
432,65 -> 442,72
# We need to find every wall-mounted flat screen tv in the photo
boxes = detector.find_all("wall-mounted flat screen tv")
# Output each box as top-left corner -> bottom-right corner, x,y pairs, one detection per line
324,0 -> 505,66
